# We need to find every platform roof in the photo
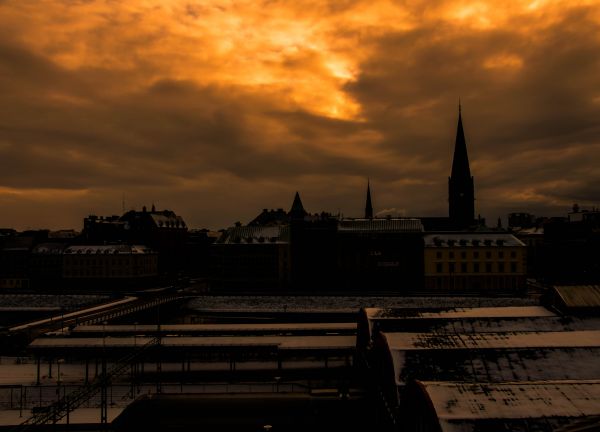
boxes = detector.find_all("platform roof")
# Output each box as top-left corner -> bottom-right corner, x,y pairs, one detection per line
382,330 -> 600,351
70,322 -> 357,334
364,306 -> 555,320
415,380 -> 600,432
29,335 -> 356,351
554,285 -> 600,310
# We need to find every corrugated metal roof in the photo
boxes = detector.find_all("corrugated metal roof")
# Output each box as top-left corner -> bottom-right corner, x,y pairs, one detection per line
419,380 -> 600,421
338,218 -> 424,232
554,285 -> 600,309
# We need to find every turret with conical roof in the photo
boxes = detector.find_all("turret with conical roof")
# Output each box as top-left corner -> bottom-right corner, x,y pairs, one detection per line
448,103 -> 475,229
365,180 -> 373,219
289,191 -> 307,220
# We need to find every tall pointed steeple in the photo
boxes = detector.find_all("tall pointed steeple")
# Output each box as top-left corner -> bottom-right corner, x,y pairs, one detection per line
365,179 -> 373,219
289,191 -> 307,220
450,101 -> 471,179
448,102 -> 475,229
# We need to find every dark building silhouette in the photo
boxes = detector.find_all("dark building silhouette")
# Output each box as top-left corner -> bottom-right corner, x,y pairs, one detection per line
211,225 -> 290,291
288,192 -> 338,290
248,208 -> 289,226
365,180 -> 373,219
448,105 -> 475,229
289,191 -> 308,220
508,212 -> 536,229
337,218 -> 424,292
83,206 -> 187,274
542,207 -> 600,284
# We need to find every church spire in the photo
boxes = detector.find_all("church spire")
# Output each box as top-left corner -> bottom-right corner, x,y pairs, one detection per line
448,104 -> 475,229
450,100 -> 471,179
365,179 -> 373,219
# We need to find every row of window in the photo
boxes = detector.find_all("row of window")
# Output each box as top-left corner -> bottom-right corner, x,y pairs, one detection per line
435,262 -> 520,274
435,250 -> 518,260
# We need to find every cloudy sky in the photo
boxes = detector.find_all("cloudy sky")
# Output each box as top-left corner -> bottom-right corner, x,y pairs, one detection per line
1,0 -> 599,230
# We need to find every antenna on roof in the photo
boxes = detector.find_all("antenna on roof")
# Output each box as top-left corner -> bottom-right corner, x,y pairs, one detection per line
122,193 -> 125,214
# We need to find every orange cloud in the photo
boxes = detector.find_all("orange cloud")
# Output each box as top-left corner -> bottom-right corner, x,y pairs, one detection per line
1,0 -> 600,229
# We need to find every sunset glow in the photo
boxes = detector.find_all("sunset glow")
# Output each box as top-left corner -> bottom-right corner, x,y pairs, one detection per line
1,0 -> 600,228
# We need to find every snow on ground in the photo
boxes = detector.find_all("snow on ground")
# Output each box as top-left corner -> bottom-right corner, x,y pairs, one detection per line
187,296 -> 537,313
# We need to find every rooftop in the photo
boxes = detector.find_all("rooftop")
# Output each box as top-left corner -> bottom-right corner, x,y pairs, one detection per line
554,285 -> 600,310
216,225 -> 290,244
418,380 -> 600,420
338,218 -> 424,233
424,233 -> 525,247
365,306 -> 554,320
383,330 -> 600,351
63,245 -> 154,255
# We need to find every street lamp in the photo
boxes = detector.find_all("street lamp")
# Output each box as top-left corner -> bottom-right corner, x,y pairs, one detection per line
100,321 -> 108,424
57,359 -> 65,387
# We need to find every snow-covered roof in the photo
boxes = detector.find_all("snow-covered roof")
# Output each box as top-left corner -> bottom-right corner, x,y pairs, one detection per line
149,213 -> 186,229
387,346 -> 600,387
63,245 -> 154,255
217,225 -> 290,244
31,243 -> 68,254
383,330 -> 600,351
424,233 -> 525,247
365,306 -> 554,320
417,380 -> 600,428
360,307 -> 560,348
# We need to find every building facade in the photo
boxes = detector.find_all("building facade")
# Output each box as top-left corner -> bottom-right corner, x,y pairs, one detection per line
423,233 -> 526,293
62,245 -> 158,284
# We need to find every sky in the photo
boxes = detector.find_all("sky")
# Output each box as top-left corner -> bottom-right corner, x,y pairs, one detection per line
1,0 -> 600,230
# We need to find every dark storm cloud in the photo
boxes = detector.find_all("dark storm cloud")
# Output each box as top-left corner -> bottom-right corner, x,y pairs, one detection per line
1,0 -> 600,229
347,4 -> 600,218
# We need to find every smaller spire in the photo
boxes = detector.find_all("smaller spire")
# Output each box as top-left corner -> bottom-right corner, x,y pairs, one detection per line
365,179 -> 373,219
289,191 -> 307,219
